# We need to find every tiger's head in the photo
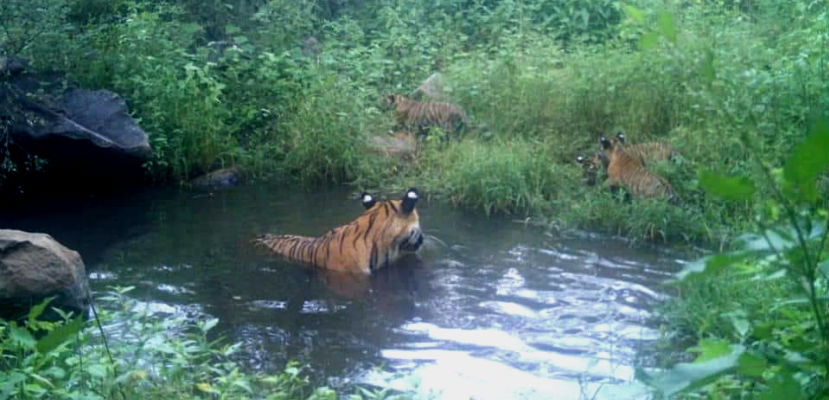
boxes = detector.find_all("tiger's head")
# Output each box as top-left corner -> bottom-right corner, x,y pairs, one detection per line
383,93 -> 401,109
577,152 -> 609,186
600,136 -> 623,158
361,188 -> 424,254
576,155 -> 599,186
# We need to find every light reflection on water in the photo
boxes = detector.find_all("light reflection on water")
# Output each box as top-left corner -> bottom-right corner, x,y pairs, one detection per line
3,185 -> 685,399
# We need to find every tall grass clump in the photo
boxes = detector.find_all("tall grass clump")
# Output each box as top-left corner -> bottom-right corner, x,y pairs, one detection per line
418,138 -> 578,216
275,74 -> 387,187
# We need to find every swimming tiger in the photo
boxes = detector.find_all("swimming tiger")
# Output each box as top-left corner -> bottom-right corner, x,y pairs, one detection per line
614,132 -> 676,166
256,188 -> 424,274
600,137 -> 678,203
384,94 -> 469,137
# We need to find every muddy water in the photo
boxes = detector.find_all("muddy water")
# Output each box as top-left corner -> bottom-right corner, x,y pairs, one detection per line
2,185 -> 685,399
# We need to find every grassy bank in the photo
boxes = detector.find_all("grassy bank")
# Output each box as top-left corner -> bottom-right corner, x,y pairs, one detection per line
3,0 -> 826,245
0,287 -> 396,399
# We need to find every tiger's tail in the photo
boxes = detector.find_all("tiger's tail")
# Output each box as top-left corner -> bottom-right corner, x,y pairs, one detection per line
255,234 -> 320,265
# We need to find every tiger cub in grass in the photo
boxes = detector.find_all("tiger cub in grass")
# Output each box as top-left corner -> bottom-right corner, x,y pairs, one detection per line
385,93 -> 469,138
599,137 -> 678,203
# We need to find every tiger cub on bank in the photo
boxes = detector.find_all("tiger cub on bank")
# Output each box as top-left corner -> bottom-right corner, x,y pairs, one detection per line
598,137 -> 678,203
385,94 -> 469,138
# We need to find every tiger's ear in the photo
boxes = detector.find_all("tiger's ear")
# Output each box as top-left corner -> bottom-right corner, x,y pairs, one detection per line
401,188 -> 419,214
616,131 -> 626,143
361,192 -> 377,209
600,137 -> 612,150
576,155 -> 585,164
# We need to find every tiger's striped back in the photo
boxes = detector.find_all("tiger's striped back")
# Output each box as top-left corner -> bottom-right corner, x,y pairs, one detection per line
602,141 -> 678,203
613,132 -> 676,166
387,94 -> 469,136
256,189 -> 424,274
623,142 -> 676,166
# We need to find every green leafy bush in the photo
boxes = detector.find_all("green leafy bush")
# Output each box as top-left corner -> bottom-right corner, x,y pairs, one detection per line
0,287 -> 403,399
644,119 -> 828,399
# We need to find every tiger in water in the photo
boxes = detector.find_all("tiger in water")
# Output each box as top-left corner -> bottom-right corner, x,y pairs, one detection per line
599,137 -> 678,203
385,93 -> 469,137
256,189 -> 424,274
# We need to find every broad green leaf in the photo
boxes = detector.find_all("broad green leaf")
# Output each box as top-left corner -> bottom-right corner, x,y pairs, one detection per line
736,353 -> 767,377
783,118 -> 829,202
638,31 -> 659,50
731,318 -> 750,338
28,297 -> 55,324
759,373 -> 804,400
42,366 -> 66,380
689,338 -> 733,362
87,364 -> 108,379
700,48 -> 715,85
9,324 -> 36,349
700,171 -> 755,201
197,382 -> 219,394
233,379 -> 253,393
201,318 -> 219,333
738,222 -> 823,252
676,252 -> 747,280
658,10 -> 677,43
639,345 -> 744,395
622,4 -> 645,24
28,373 -> 54,389
36,316 -> 84,354
818,260 -> 829,279
0,372 -> 26,398
23,384 -> 46,395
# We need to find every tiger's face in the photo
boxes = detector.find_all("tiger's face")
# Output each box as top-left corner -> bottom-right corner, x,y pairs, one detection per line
383,93 -> 401,109
361,189 -> 424,255
576,155 -> 599,186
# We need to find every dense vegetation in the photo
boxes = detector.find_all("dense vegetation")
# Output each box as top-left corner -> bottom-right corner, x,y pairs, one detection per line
2,0 -> 827,399
1,0 -> 825,245
644,121 -> 828,399
0,288 -> 399,399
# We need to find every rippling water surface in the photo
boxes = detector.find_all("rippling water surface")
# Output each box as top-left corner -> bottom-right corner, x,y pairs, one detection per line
4,185 -> 686,399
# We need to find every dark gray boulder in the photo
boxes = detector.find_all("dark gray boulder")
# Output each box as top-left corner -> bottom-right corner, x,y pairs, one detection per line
7,85 -> 152,160
0,56 -> 27,77
0,229 -> 90,322
1,61 -> 151,191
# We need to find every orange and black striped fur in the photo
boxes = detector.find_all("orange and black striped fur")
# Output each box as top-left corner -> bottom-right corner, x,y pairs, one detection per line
576,154 -> 602,186
385,94 -> 469,137
614,132 -> 676,166
256,189 -> 424,274
600,137 -> 678,203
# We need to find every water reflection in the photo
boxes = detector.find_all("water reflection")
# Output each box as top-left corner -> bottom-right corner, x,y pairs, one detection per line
3,185 -> 685,399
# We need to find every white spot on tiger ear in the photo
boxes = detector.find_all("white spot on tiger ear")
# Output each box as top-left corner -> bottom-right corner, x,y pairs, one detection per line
406,190 -> 418,199
363,194 -> 373,202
